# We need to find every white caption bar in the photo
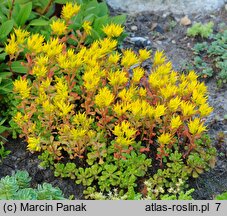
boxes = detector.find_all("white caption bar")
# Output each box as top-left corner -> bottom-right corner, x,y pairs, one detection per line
0,201 -> 226,216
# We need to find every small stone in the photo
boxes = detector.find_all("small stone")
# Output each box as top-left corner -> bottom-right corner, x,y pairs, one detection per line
154,25 -> 164,34
180,16 -> 192,26
172,40 -> 176,44
130,37 -> 152,48
131,25 -> 138,31
162,12 -> 171,18
130,37 -> 147,43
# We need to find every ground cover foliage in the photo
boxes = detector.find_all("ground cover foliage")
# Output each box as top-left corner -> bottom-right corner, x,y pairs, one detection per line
0,0 -> 225,200
190,27 -> 227,85
0,170 -> 66,200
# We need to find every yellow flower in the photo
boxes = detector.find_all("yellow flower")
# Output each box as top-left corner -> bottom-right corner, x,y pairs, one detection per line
57,53 -> 70,69
71,47 -> 86,68
130,99 -> 150,118
95,87 -> 114,108
56,100 -> 74,116
138,87 -> 147,97
196,82 -> 207,95
32,65 -> 48,78
23,114 -> 29,122
73,113 -> 85,125
186,70 -> 198,81
58,124 -> 70,134
108,52 -> 120,64
43,38 -> 63,57
35,90 -> 48,105
178,80 -> 189,96
154,104 -> 166,119
102,24 -> 124,37
155,62 -> 172,75
51,19 -> 67,35
169,71 -> 178,85
108,70 -> 128,87
192,89 -> 207,105
146,106 -> 155,119
181,101 -> 196,117
35,55 -> 49,66
199,103 -> 213,117
132,67 -> 145,83
42,100 -> 55,114
83,68 -> 101,91
141,100 -> 150,117
5,34 -> 19,55
118,87 -> 137,102
187,80 -> 198,93
71,128 -> 87,141
27,137 -> 41,152
82,21 -> 92,35
153,50 -> 166,66
99,38 -> 117,54
87,130 -> 96,139
114,137 -> 134,146
27,123 -> 36,134
40,78 -> 51,89
121,49 -> 138,68
55,77 -> 69,102
14,77 -> 31,99
188,118 -> 206,135
67,48 -> 75,58
160,84 -> 177,99
148,72 -> 162,89
158,133 -> 172,145
113,121 -> 136,145
113,102 -> 131,116
27,34 -> 44,53
14,28 -> 29,44
13,112 -> 23,124
170,115 -> 182,130
139,49 -> 151,62
61,2 -> 81,21
72,112 -> 93,129
130,99 -> 142,117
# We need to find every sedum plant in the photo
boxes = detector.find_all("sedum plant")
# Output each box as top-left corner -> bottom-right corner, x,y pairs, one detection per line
6,2 -> 216,199
0,0 -> 126,141
215,191 -> 227,200
191,29 -> 227,84
187,22 -> 214,38
0,170 -> 66,200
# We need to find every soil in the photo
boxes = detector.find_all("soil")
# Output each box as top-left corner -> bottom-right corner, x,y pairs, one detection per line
0,4 -> 227,200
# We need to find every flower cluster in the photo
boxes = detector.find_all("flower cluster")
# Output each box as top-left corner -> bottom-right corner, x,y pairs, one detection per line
9,19 -> 213,163
4,1 -> 217,199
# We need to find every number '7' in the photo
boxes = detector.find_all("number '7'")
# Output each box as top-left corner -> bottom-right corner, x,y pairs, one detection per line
215,203 -> 221,211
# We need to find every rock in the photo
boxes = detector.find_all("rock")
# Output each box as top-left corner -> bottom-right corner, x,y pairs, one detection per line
180,16 -> 192,26
153,25 -> 164,34
131,25 -> 138,31
162,12 -> 171,18
130,37 -> 152,48
172,40 -> 176,44
156,40 -> 162,45
106,0 -> 225,14
130,37 -> 147,43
